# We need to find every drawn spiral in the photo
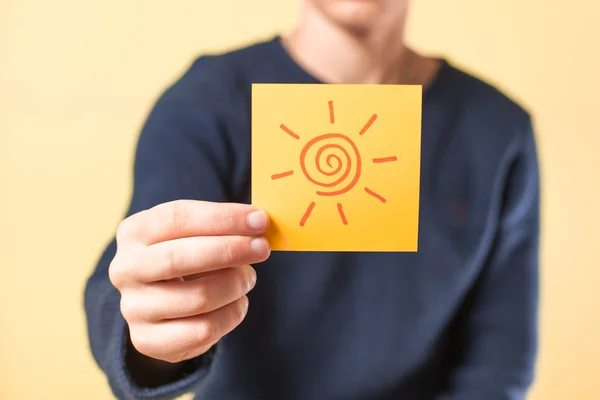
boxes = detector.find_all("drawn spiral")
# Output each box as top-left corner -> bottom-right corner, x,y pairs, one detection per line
299,133 -> 362,196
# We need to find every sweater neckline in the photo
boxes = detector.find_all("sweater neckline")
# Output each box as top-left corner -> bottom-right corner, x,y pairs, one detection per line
266,35 -> 452,101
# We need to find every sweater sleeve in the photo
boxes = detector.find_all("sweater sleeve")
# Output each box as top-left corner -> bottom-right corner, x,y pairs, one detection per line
439,119 -> 540,400
84,59 -> 236,400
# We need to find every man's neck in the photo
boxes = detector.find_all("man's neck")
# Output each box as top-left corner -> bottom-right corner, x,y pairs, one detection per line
282,4 -> 411,85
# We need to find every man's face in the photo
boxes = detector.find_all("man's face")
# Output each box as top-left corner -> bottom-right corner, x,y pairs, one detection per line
307,0 -> 409,34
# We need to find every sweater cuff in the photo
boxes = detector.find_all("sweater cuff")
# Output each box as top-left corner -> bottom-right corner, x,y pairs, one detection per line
107,314 -> 214,400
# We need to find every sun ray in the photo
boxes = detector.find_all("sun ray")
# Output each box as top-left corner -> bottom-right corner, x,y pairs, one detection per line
328,100 -> 335,124
364,187 -> 387,203
358,114 -> 378,135
337,203 -> 348,225
271,170 -> 294,180
300,202 -> 316,227
373,156 -> 397,163
280,123 -> 300,140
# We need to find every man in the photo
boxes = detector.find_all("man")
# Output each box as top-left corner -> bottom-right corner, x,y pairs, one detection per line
85,0 -> 540,399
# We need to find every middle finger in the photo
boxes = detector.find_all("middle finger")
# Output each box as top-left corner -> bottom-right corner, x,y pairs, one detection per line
133,235 -> 270,282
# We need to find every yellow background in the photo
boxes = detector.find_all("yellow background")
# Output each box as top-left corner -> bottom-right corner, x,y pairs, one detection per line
252,84 -> 421,251
1,0 -> 598,398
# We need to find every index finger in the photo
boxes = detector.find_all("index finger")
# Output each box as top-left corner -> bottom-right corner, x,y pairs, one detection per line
118,200 -> 269,245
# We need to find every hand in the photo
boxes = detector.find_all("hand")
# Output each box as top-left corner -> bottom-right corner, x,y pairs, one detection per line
109,200 -> 271,363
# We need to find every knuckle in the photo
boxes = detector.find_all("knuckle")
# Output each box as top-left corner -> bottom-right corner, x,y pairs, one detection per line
219,210 -> 235,231
160,200 -> 188,236
161,245 -> 179,279
108,256 -> 127,288
222,238 -> 238,265
236,268 -> 250,295
235,299 -> 248,322
190,285 -> 210,313
196,320 -> 217,345
170,201 -> 189,235
129,330 -> 154,357
119,297 -> 138,322
210,209 -> 235,232
116,217 -> 134,245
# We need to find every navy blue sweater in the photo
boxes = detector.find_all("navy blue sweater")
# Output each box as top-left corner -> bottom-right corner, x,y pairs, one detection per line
84,37 -> 539,400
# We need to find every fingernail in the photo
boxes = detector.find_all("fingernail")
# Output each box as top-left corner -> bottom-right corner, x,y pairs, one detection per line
247,210 -> 268,230
251,237 -> 269,256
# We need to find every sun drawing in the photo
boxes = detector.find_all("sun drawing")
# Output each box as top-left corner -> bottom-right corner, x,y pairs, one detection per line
270,101 -> 398,227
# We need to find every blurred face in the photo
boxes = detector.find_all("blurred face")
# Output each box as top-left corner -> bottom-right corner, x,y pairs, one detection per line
306,0 -> 409,34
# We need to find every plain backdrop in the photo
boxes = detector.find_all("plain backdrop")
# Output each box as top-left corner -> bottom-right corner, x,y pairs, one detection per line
1,1 -> 599,399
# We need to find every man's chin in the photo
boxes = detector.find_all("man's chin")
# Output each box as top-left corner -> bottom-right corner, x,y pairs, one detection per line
333,14 -> 380,36
326,1 -> 381,31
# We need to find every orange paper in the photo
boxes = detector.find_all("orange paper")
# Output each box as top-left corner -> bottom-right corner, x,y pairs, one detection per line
251,84 -> 422,252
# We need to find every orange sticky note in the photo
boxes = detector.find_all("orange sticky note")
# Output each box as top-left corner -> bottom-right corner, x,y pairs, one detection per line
251,84 -> 421,252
